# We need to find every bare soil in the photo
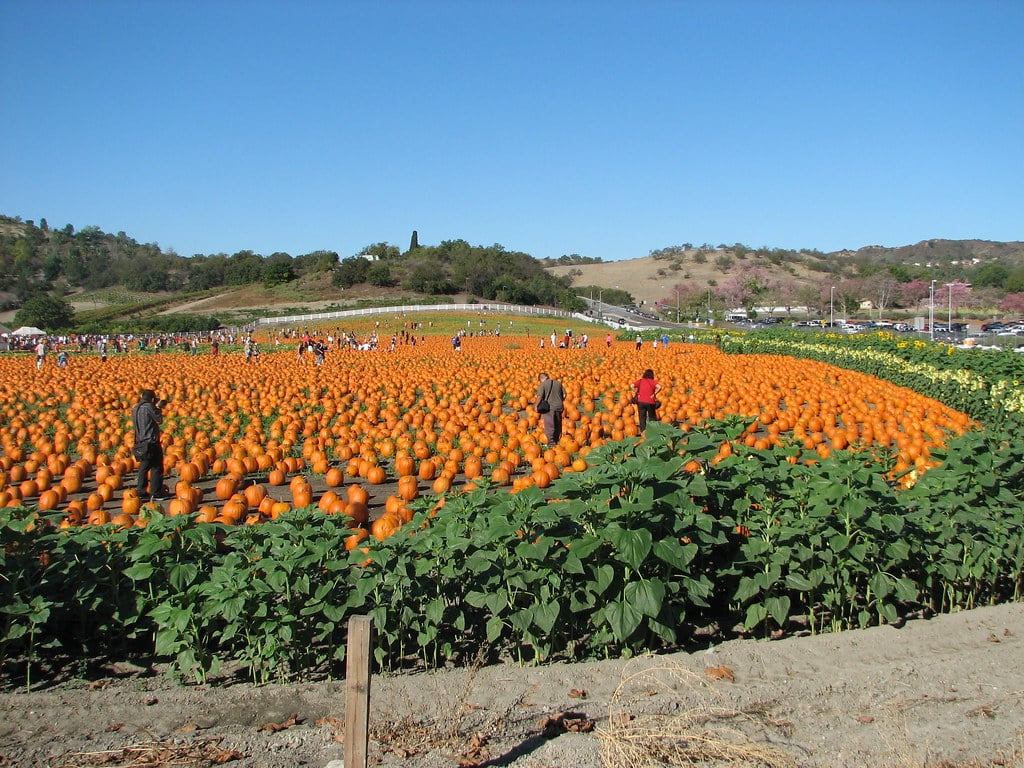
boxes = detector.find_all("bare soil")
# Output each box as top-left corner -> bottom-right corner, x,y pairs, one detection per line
1,603 -> 1021,768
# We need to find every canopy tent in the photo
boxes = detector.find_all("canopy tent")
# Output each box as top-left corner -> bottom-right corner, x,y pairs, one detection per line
11,326 -> 45,336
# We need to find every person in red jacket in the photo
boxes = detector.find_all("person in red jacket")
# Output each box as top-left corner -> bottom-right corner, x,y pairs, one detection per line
632,368 -> 662,431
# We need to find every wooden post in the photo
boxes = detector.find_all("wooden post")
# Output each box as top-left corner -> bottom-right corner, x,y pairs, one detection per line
345,615 -> 374,768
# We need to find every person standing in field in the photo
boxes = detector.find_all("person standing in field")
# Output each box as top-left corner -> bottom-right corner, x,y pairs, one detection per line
132,389 -> 169,500
536,372 -> 565,446
632,368 -> 662,432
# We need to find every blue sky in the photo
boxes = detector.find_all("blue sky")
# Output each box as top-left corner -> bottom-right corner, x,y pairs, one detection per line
2,1 -> 1021,261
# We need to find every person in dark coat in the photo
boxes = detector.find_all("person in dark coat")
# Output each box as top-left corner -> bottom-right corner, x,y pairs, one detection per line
132,389 -> 168,500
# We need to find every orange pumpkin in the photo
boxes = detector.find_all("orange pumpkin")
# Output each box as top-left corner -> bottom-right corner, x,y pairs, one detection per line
244,483 -> 268,509
215,476 -> 238,500
343,501 -> 370,525
37,489 -> 60,511
371,513 -> 401,541
292,482 -> 313,508
346,484 -> 369,505
395,455 -> 415,477
397,475 -> 419,502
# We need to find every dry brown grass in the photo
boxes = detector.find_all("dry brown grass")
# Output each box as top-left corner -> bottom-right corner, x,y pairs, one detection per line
596,657 -> 797,768
51,737 -> 243,767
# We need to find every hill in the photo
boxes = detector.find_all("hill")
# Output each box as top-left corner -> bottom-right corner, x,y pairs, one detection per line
2,213 -> 1023,330
549,240 -> 1024,321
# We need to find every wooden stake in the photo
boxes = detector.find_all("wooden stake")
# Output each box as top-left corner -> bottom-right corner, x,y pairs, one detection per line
345,615 -> 373,768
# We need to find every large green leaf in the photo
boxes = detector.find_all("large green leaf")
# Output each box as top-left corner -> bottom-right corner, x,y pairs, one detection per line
624,579 -> 665,618
605,599 -> 643,642
604,526 -> 653,571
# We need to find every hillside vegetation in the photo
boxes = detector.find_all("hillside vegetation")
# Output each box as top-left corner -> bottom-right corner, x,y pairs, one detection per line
2,214 -> 1023,331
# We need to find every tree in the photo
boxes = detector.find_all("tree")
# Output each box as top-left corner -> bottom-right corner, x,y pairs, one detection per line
294,250 -> 337,274
405,263 -> 455,294
409,230 -> 419,252
367,263 -> 394,287
900,280 -> 931,311
263,261 -> 296,287
359,242 -> 400,261
333,256 -> 371,288
862,273 -> 900,318
658,283 -> 705,320
1004,267 -> 1024,294
999,293 -> 1024,314
974,263 -> 1010,289
716,266 -> 778,314
14,295 -> 75,330
225,251 -> 264,285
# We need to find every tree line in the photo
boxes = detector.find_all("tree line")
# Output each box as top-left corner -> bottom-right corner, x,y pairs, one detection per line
0,217 -> 584,330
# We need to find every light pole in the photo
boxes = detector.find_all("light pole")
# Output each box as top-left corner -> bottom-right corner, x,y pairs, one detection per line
929,280 -> 936,341
674,287 -> 681,324
946,282 -> 955,333
829,286 -> 835,328
598,288 -> 604,323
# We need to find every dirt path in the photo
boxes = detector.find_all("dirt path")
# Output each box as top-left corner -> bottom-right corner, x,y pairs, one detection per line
2,603 -> 1021,768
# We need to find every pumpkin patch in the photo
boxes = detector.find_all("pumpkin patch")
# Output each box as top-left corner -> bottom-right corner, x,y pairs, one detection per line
0,320 -> 975,545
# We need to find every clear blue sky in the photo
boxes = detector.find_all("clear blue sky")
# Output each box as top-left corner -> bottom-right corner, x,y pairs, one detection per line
2,1 -> 1021,261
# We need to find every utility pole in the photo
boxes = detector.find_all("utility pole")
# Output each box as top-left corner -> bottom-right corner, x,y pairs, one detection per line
929,280 -> 936,341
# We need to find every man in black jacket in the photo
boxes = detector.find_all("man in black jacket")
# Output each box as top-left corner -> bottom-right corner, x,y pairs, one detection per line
132,389 -> 168,500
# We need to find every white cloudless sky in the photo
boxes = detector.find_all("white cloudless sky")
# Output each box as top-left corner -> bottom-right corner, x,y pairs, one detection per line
2,0 -> 1021,261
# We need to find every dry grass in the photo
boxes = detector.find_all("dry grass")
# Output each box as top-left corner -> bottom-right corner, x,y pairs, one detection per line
596,657 -> 797,768
51,737 -> 243,767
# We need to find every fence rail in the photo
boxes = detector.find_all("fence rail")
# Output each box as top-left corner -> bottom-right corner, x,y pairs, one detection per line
256,302 -> 586,328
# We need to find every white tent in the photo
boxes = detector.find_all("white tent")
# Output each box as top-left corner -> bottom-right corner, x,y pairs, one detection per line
11,326 -> 45,336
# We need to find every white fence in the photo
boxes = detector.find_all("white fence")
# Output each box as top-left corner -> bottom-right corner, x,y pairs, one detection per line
256,302 -> 583,329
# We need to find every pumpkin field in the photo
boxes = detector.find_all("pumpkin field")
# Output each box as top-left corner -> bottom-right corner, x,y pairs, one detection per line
1,315 -> 1023,686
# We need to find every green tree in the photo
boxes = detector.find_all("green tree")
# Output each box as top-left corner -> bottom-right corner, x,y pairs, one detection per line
409,230 -> 419,252
263,261 -> 296,287
333,256 -> 371,288
367,263 -> 394,287
225,251 -> 265,285
187,255 -> 228,290
1004,267 -> 1024,294
14,295 -> 75,330
359,242 -> 400,261
973,263 -> 1010,289
405,263 -> 455,294
294,250 -> 337,274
